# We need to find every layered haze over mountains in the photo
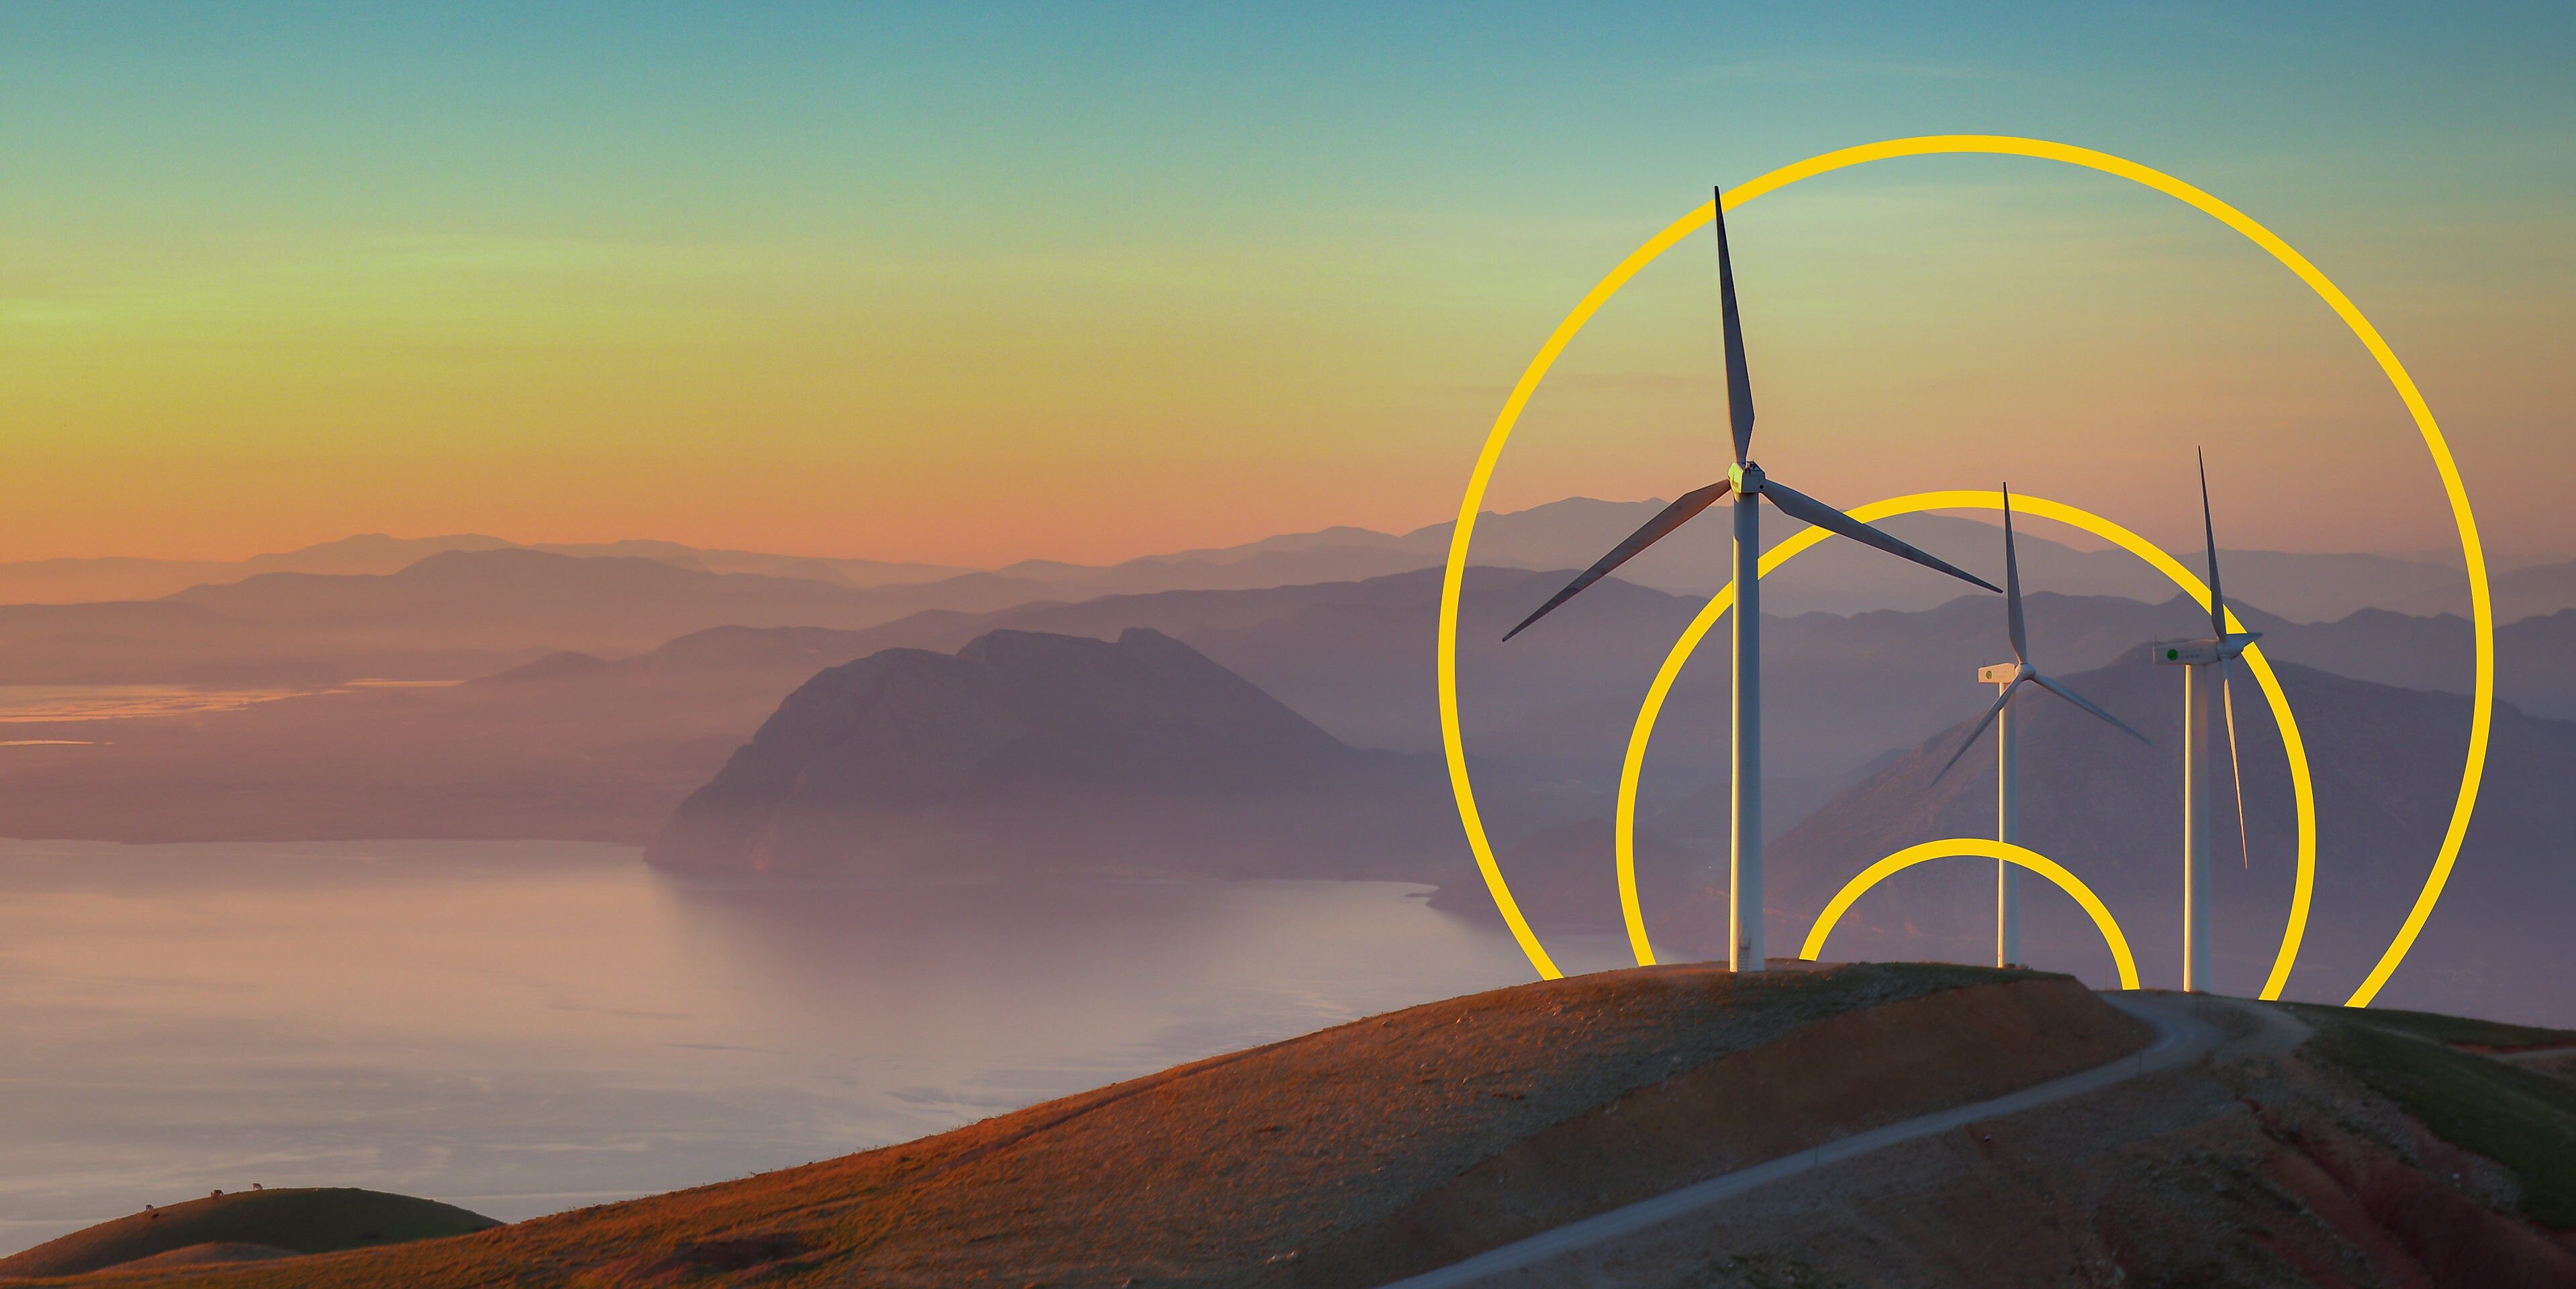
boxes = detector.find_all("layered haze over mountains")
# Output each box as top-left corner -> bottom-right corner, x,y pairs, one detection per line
5,498 -> 2571,1022
15,496 -> 2576,622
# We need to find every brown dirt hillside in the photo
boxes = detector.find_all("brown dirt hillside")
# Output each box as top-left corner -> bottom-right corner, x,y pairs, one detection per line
17,963 -> 2144,1289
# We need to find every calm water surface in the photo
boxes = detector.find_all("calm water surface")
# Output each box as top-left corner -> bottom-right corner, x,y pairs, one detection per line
0,681 -> 458,726
0,839 -> 1625,1253
0,685 -> 301,724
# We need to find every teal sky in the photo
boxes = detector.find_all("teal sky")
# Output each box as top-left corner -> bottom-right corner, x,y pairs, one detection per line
4,3 -> 2570,564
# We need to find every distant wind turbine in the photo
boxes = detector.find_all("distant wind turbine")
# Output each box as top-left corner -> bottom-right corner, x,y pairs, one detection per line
1502,189 -> 2001,973
2148,450 -> 2260,992
1933,484 -> 2148,969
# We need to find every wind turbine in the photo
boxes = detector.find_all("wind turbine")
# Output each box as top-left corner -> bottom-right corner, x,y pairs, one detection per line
1502,189 -> 2001,973
2148,450 -> 2260,993
1933,485 -> 2148,969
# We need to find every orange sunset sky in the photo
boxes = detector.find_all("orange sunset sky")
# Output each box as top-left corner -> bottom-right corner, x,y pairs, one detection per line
5,5 -> 2571,568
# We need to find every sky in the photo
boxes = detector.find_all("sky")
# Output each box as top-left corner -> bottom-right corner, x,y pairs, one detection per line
4,3 -> 2571,567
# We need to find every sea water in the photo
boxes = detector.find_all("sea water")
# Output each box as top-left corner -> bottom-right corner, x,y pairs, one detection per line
0,839 -> 1626,1253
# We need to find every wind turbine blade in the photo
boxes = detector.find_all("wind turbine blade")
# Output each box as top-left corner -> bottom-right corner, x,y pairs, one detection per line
2003,483 -> 2027,665
1500,479 -> 1732,640
2028,671 -> 2152,745
2222,656 -> 2252,869
1761,479 -> 2002,593
1713,189 -> 1755,465
2199,448 -> 2227,638
1934,675 -> 2022,784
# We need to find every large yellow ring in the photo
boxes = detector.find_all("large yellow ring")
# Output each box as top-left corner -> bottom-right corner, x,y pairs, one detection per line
1612,492 -> 2309,997
1800,839 -> 2141,991
1435,136 -> 2489,1007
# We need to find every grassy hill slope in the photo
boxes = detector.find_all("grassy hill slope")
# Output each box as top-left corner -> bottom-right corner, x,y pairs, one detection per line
15,963 -> 2140,1288
18,972 -> 2576,1287
2291,1004 -> 2576,1229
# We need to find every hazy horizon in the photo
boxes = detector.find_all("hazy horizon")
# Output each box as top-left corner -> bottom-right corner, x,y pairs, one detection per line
0,497 -> 2548,572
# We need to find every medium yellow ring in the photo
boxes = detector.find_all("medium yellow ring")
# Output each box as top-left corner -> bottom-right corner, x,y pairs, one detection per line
1799,839 -> 2142,991
1434,136 -> 2487,1006
1612,492 -> 2311,998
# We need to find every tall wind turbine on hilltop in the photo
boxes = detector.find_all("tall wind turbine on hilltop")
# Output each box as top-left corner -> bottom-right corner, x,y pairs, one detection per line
1933,485 -> 2148,969
2149,451 -> 2260,993
1502,189 -> 2002,973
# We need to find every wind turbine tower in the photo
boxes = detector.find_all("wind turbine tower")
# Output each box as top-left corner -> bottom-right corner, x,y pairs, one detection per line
1504,191 -> 2001,971
2148,451 -> 2260,992
1936,486 -> 2146,968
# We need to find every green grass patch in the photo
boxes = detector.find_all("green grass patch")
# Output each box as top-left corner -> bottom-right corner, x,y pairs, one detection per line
2305,1018 -> 2576,1228
2287,1001 -> 2576,1051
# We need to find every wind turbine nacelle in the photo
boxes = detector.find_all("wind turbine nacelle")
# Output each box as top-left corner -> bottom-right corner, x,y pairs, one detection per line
1976,663 -> 2019,685
2150,632 -> 2262,665
2152,639 -> 2224,665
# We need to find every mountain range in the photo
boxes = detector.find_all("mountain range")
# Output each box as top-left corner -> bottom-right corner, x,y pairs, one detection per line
10,561 -> 2573,864
11,493 -> 2575,710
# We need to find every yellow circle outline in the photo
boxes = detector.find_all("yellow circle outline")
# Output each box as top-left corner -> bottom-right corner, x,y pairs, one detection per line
1612,491 -> 2311,998
1435,135 -> 2487,1007
1799,839 -> 2142,991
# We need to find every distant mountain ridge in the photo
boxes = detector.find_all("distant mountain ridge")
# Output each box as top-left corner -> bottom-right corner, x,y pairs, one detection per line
9,497 -> 2559,624
0,549 -> 1054,681
0,533 -> 967,605
646,628 -> 1465,881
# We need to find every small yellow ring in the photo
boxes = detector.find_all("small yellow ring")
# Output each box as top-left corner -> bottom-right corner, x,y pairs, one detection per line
1612,491 -> 2311,998
1799,839 -> 2141,992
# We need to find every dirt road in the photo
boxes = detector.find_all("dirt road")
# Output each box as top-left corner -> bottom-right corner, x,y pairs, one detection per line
1375,992 -> 2218,1289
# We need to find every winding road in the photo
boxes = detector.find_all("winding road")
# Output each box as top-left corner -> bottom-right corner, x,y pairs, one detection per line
1376,993 -> 2220,1289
